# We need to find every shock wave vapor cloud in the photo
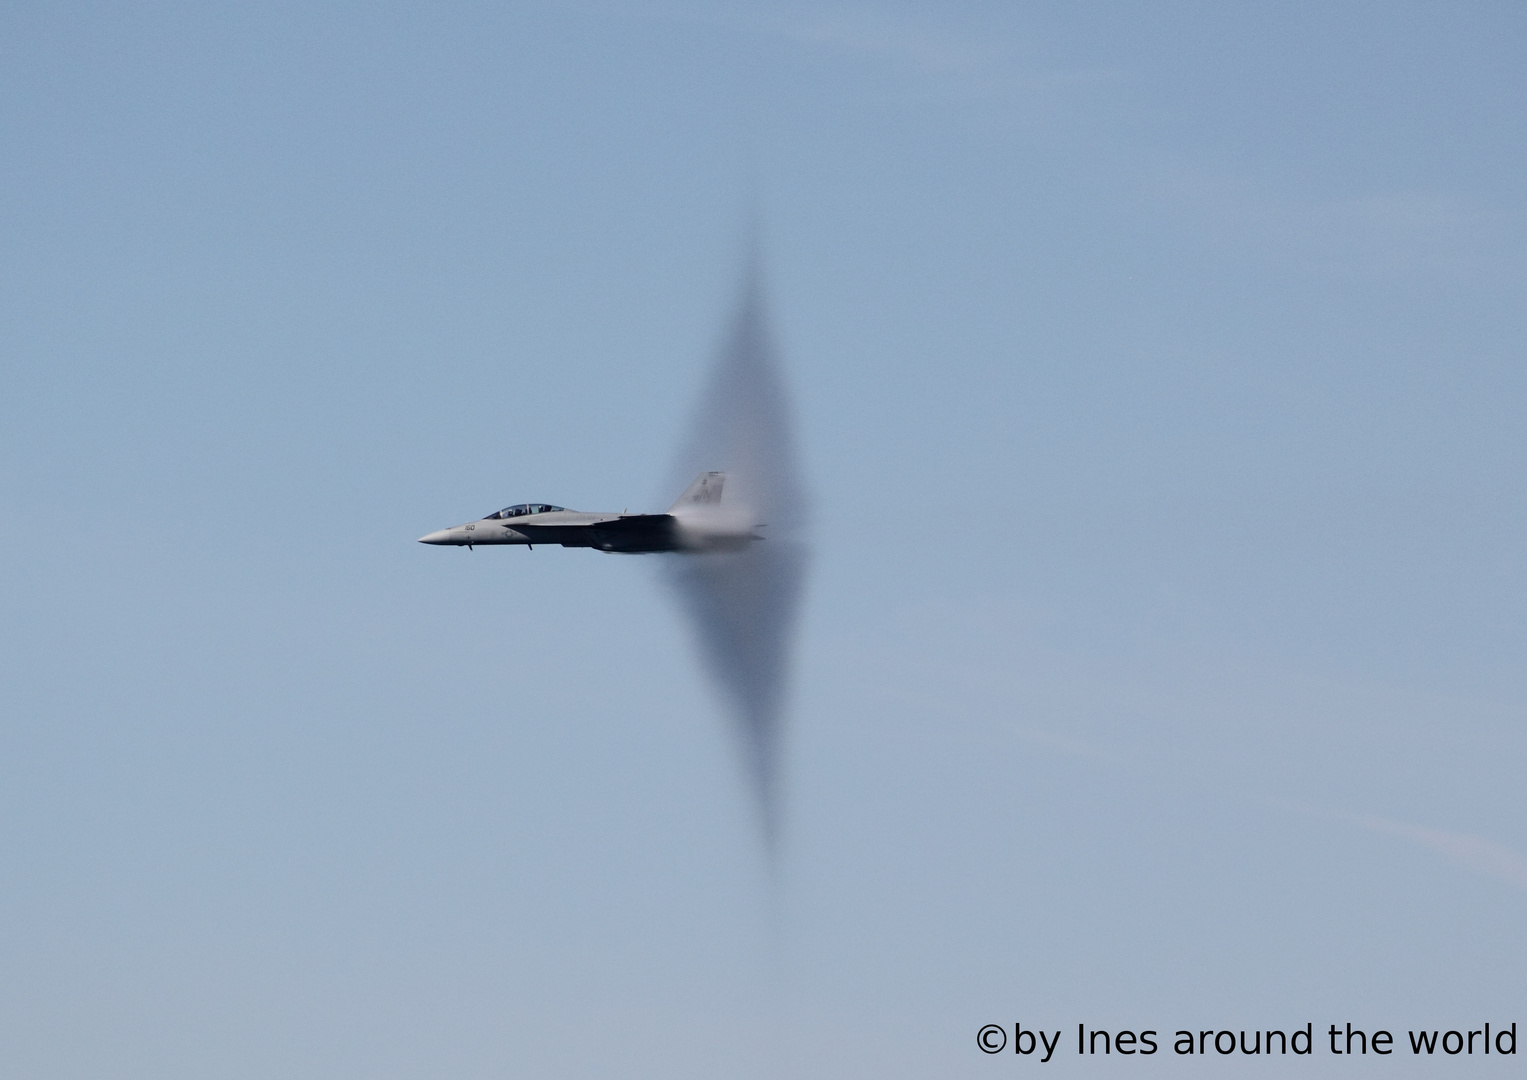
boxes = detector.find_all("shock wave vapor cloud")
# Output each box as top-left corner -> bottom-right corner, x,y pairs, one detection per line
664,257 -> 809,851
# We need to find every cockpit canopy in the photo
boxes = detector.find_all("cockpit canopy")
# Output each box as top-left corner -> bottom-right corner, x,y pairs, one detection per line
483,503 -> 565,520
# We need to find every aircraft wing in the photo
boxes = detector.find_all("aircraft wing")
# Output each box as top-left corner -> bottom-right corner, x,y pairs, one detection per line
583,513 -> 677,553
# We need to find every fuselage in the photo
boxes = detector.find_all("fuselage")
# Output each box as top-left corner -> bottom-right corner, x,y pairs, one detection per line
419,476 -> 759,555
419,505 -> 683,553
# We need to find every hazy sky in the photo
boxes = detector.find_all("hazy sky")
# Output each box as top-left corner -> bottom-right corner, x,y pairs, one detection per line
2,2 -> 1524,1076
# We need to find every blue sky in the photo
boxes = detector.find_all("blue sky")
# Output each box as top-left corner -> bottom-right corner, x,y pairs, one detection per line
2,2 -> 1524,1076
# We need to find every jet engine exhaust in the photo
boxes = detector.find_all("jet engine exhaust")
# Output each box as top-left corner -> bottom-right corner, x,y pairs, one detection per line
664,255 -> 808,853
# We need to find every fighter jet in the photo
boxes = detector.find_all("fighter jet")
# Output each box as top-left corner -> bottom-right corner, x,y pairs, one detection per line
417,471 -> 757,554
418,250 -> 806,851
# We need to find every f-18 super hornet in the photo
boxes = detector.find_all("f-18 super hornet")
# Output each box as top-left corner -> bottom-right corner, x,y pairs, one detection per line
417,471 -> 758,553
419,251 -> 806,852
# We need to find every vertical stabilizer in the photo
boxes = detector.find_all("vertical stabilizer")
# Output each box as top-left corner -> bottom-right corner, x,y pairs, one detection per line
669,471 -> 726,511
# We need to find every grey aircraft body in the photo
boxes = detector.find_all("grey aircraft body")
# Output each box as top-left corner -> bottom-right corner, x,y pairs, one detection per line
418,471 -> 754,554
417,254 -> 805,850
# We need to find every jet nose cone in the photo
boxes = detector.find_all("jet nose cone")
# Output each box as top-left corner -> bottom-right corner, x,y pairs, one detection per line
418,529 -> 455,545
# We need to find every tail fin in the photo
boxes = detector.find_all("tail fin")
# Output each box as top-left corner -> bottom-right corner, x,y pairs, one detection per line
669,471 -> 725,512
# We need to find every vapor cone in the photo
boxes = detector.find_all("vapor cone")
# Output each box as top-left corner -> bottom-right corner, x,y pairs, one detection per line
665,256 -> 808,851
